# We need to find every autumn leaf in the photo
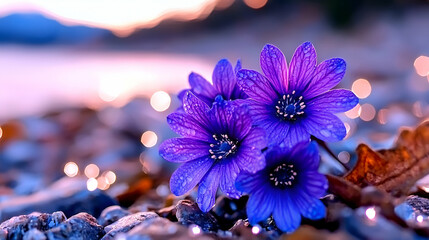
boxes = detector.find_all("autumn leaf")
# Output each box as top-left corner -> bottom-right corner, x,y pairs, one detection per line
345,121 -> 429,196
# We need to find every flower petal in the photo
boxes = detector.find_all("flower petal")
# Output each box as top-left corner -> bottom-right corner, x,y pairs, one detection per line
208,97 -> 234,134
303,171 -> 328,198
189,72 -> 217,101
219,161 -> 241,199
282,124 -> 310,148
234,59 -> 242,73
169,156 -> 213,196
241,127 -> 267,150
288,42 -> 317,92
264,120 -> 290,147
303,111 -> 346,142
213,59 -> 236,99
166,112 -> 211,141
234,146 -> 265,173
307,89 -> 359,113
183,91 -> 211,127
302,199 -> 326,220
237,69 -> 278,104
159,138 -> 209,163
289,141 -> 319,171
260,44 -> 288,93
197,164 -> 221,212
235,171 -> 264,193
228,104 -> 253,140
272,194 -> 301,232
304,58 -> 346,99
246,188 -> 275,224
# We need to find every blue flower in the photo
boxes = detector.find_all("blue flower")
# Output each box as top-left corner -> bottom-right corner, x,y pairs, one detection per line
159,92 -> 266,212
235,142 -> 328,232
178,59 -> 247,106
237,42 -> 358,147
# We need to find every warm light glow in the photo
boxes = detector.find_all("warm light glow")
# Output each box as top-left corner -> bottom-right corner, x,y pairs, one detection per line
414,56 -> 429,77
215,0 -> 235,10
87,178 -> 98,191
84,164 -> 100,179
338,151 -> 351,164
97,176 -> 110,190
422,186 -> 429,193
352,79 -> 372,99
360,104 -> 376,122
0,126 -> 3,140
413,102 -> 423,118
345,104 -> 362,119
98,78 -> 123,102
191,225 -> 202,235
417,215 -> 424,223
104,171 -> 117,184
64,162 -> 79,177
251,225 -> 261,235
366,207 -> 376,220
0,0 -> 222,36
141,131 -> 158,148
244,0 -> 268,9
377,109 -> 388,124
150,91 -> 171,112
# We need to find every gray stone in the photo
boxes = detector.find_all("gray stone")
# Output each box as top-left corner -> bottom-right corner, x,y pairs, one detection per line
124,217 -> 214,240
175,200 -> 219,232
98,206 -> 130,227
102,212 -> 158,240
23,229 -> 46,240
46,213 -> 104,240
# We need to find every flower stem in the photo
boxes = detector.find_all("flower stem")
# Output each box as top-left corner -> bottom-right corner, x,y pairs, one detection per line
312,137 -> 350,172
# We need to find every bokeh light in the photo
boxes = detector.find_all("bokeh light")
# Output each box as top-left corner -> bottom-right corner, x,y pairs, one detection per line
0,126 -> 3,140
84,164 -> 100,179
244,0 -> 268,9
366,207 -> 376,220
150,91 -> 171,112
64,162 -> 79,177
417,215 -> 424,223
360,103 -> 376,121
251,225 -> 261,234
97,176 -> 110,190
87,178 -> 98,191
345,104 -> 362,119
338,151 -> 351,164
412,102 -> 423,118
141,131 -> 158,148
377,108 -> 388,124
352,78 -> 372,99
191,225 -> 202,235
414,56 -> 429,77
104,171 -> 117,184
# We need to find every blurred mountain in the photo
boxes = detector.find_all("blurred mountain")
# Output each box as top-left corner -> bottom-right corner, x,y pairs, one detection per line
0,13 -> 114,44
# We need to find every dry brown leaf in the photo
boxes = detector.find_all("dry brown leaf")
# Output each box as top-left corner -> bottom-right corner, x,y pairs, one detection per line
345,121 -> 429,196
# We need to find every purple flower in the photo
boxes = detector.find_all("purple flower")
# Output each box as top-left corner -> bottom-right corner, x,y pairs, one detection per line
235,142 -> 327,232
178,59 -> 247,106
237,42 -> 358,147
159,92 -> 266,212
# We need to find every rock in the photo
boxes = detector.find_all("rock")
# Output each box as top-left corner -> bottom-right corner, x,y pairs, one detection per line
0,212 -> 66,240
0,177 -> 117,222
124,217 -> 214,240
46,212 -> 104,240
210,196 -> 247,230
156,205 -> 177,222
405,195 -> 429,216
23,229 -> 46,240
102,212 -> 158,240
97,206 -> 130,227
175,200 -> 219,232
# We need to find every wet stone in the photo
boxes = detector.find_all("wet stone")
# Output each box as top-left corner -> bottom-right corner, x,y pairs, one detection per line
23,229 -> 46,240
405,195 -> 429,216
125,217 -> 214,240
97,206 -> 130,227
46,212 -> 104,240
101,212 -> 158,240
0,212 -> 66,240
210,196 -> 248,230
175,200 -> 219,232
156,205 -> 177,222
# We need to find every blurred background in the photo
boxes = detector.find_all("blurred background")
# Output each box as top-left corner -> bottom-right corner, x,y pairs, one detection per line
0,0 -> 428,219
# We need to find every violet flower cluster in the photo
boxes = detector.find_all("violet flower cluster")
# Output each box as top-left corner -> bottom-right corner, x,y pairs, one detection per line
159,42 -> 358,232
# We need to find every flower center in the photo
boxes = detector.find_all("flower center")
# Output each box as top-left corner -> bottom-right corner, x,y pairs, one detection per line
209,134 -> 238,160
275,90 -> 306,121
269,163 -> 298,188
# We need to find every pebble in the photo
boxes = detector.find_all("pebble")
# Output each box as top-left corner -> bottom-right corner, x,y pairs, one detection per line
98,206 -> 130,227
46,213 -> 105,240
101,212 -> 158,240
175,200 -> 219,232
